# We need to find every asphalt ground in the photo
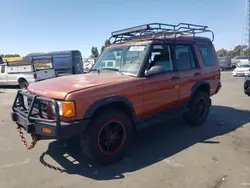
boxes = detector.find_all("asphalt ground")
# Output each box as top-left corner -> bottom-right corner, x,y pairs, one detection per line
0,71 -> 250,188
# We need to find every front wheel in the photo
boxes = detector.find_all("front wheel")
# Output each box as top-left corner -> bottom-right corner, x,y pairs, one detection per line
19,80 -> 28,89
184,91 -> 210,126
80,110 -> 133,165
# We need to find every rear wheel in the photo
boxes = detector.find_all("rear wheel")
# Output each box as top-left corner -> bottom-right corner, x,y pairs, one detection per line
80,110 -> 133,165
184,91 -> 210,126
19,80 -> 28,89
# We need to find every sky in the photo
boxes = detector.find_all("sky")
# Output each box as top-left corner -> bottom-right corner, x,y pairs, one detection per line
0,0 -> 245,57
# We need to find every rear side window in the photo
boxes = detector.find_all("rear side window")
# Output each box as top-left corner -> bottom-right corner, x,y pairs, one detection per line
174,45 -> 196,71
198,45 -> 216,66
1,65 -> 5,73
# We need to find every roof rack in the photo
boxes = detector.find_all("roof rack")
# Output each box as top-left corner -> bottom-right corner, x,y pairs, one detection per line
109,23 -> 214,44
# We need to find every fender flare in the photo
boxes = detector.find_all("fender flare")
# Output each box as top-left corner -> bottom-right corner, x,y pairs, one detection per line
191,80 -> 210,97
189,80 -> 211,106
83,96 -> 136,121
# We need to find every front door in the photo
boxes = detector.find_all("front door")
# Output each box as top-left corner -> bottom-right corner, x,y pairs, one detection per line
142,44 -> 180,117
172,44 -> 201,105
0,65 -> 7,85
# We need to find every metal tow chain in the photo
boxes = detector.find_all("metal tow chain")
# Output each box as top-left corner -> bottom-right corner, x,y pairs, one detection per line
16,126 -> 38,150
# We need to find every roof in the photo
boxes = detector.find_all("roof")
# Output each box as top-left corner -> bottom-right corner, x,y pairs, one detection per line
25,50 -> 81,58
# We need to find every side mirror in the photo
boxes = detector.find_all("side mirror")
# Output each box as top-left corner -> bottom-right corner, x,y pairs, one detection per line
145,65 -> 165,77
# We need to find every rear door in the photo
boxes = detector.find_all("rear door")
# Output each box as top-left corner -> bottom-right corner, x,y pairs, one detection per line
197,44 -> 220,95
172,44 -> 201,105
33,58 -> 56,80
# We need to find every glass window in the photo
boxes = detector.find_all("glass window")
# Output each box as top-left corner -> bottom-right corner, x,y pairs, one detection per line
92,45 -> 148,75
1,65 -> 5,73
238,64 -> 250,68
198,45 -> 216,66
148,45 -> 173,72
174,45 -> 196,71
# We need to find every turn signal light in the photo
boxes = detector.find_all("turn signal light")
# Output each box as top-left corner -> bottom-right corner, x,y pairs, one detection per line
60,101 -> 76,118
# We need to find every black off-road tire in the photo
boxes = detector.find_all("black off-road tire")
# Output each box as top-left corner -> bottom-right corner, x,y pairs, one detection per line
184,91 -> 210,126
80,110 -> 133,165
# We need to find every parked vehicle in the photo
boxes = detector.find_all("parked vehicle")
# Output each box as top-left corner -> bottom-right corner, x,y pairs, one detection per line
231,56 -> 250,69
3,57 -> 24,62
218,56 -> 231,71
83,59 -> 95,72
1,57 -> 55,89
232,63 -> 250,77
11,23 -> 221,165
25,50 -> 83,76
244,74 -> 250,96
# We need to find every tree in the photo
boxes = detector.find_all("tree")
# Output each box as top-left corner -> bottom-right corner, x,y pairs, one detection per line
100,39 -> 111,53
0,54 -> 3,58
217,49 -> 227,57
242,48 -> 250,56
101,46 -> 105,54
232,45 -> 247,57
91,47 -> 99,58
3,54 -> 20,57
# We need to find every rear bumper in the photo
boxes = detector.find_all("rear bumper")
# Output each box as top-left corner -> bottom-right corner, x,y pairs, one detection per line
215,80 -> 222,94
11,90 -> 91,140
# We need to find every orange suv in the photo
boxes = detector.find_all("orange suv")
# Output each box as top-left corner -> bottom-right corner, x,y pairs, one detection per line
11,23 -> 221,165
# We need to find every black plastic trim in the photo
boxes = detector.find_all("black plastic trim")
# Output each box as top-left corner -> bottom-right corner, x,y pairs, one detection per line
83,96 -> 136,121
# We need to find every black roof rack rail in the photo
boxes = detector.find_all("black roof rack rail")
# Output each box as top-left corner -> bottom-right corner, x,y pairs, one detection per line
109,23 -> 214,44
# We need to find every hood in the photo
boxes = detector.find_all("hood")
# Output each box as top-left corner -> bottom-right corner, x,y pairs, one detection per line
27,73 -> 134,99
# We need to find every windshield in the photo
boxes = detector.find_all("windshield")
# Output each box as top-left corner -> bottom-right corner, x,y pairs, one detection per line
91,45 -> 148,75
238,64 -> 250,68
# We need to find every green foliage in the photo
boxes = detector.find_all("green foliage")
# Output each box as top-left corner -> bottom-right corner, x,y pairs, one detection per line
91,47 -> 99,58
217,49 -> 227,57
216,45 -> 250,57
3,54 -> 20,57
101,39 -> 111,53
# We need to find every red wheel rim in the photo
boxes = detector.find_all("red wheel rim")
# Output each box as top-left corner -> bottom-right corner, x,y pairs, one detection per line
97,120 -> 126,156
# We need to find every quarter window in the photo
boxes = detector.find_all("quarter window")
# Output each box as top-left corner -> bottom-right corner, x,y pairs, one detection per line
174,45 -> 196,71
198,45 -> 216,66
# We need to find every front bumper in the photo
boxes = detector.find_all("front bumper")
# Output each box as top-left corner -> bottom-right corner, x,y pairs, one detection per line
11,90 -> 90,140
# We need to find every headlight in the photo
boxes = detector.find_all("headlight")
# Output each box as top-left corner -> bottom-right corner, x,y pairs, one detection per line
50,101 -> 76,118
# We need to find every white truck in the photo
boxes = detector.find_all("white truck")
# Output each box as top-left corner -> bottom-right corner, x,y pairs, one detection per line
0,57 -> 56,89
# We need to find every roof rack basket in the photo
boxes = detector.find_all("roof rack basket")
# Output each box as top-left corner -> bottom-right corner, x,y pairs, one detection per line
109,23 -> 214,44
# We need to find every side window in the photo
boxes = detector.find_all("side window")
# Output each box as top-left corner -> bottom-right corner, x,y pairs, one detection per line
1,65 -> 5,73
198,45 -> 216,66
174,45 -> 196,71
149,45 -> 173,72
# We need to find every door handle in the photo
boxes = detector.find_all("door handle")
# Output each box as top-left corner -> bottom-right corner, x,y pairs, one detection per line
171,76 -> 180,80
194,72 -> 201,76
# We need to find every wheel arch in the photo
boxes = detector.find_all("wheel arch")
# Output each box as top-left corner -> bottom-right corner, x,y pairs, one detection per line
83,96 -> 136,127
190,80 -> 211,106
17,77 -> 27,84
